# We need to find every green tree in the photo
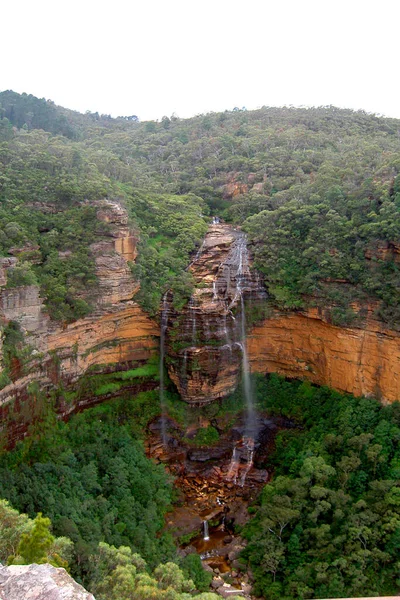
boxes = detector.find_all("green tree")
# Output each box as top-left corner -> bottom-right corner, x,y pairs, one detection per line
10,512 -> 54,565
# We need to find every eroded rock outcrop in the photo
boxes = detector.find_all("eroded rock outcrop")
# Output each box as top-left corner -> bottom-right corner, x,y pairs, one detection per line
92,199 -> 139,305
0,200 -> 158,443
0,285 -> 49,334
166,222 -> 265,404
248,306 -> 400,404
0,564 -> 95,600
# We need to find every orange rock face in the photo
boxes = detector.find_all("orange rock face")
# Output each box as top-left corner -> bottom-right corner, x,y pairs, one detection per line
248,307 -> 400,404
167,222 -> 265,404
0,200 -> 158,420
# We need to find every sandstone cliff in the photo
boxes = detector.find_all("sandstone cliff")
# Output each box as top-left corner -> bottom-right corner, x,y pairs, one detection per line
1,207 -> 399,440
167,222 -> 400,406
0,200 -> 158,443
248,306 -> 400,404
166,222 -> 265,404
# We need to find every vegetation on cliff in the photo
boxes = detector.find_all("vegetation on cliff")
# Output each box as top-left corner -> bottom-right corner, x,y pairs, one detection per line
1,90 -> 400,325
243,375 -> 400,599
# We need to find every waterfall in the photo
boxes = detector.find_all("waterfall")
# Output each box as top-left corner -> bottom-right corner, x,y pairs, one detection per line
159,294 -> 169,446
226,446 -> 240,483
203,520 -> 210,541
189,297 -> 197,344
239,441 -> 254,487
239,294 -> 257,440
234,235 -> 257,440
222,311 -> 233,355
212,280 -> 218,301
225,234 -> 258,485
182,349 -> 188,375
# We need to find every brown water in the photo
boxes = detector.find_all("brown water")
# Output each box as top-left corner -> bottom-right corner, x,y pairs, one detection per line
146,411 -> 283,579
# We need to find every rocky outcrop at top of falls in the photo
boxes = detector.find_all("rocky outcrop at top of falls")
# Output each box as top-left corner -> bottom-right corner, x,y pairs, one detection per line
165,222 -> 266,405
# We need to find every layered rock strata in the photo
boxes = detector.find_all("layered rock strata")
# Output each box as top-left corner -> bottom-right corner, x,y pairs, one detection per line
0,200 -> 158,442
166,222 -> 265,404
248,306 -> 400,404
167,223 -> 400,405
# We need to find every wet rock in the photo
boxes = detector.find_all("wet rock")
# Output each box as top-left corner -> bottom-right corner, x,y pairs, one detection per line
228,547 -> 244,561
166,223 -> 266,404
202,562 -> 214,574
217,583 -> 244,597
211,577 -> 224,589
223,535 -> 233,544
178,544 -> 197,557
0,564 -> 95,599
187,446 -> 231,462
241,582 -> 252,595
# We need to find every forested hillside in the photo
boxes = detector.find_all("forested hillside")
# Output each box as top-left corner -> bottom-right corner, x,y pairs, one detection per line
1,90 -> 400,324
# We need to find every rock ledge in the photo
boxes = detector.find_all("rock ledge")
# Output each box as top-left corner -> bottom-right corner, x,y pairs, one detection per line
0,563 -> 95,600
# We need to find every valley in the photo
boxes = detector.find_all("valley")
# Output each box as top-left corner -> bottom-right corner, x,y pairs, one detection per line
0,93 -> 399,599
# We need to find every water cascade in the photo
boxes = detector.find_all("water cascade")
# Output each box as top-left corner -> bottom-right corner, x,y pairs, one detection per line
159,294 -> 169,445
226,446 -> 240,483
212,280 -> 218,301
239,294 -> 257,440
225,235 -> 258,485
189,297 -> 197,343
203,520 -> 210,541
166,221 -> 266,406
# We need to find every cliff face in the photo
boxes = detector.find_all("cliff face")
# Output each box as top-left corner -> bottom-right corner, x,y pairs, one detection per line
248,307 -> 400,404
165,224 -> 400,406
1,206 -> 399,432
0,200 -> 158,438
166,222 -> 265,404
91,200 -> 139,304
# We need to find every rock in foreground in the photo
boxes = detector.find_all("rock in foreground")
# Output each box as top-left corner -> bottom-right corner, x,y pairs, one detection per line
0,564 -> 95,600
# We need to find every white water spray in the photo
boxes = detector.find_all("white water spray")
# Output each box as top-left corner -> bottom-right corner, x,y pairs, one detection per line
159,294 -> 169,446
203,520 -> 210,541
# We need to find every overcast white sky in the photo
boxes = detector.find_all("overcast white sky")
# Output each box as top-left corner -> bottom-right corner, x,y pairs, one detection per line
1,0 -> 399,121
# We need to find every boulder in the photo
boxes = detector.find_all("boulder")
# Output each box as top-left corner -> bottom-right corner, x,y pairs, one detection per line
0,564 -> 95,600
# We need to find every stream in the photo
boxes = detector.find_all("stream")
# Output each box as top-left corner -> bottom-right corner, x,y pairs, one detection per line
146,411 -> 285,597
150,220 -> 273,597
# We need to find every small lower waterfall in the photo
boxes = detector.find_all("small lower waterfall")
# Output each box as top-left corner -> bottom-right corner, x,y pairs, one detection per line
159,294 -> 169,445
226,446 -> 240,483
212,280 -> 218,301
203,520 -> 210,541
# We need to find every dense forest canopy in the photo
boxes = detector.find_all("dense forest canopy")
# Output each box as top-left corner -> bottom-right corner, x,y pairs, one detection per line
1,90 -> 399,325
0,396 -> 218,599
244,375 -> 400,599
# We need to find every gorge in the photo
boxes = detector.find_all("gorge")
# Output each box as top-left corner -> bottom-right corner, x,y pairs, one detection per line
1,202 -> 399,445
0,94 -> 399,599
